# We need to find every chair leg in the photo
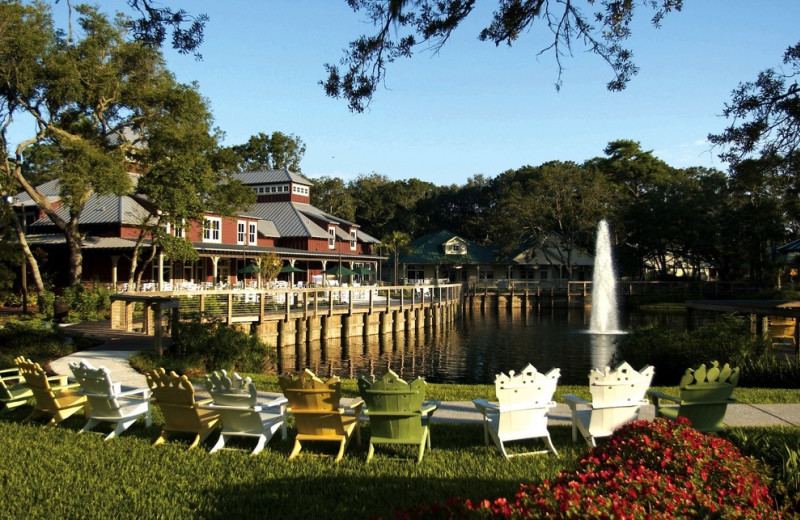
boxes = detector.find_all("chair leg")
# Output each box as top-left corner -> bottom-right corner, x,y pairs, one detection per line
153,430 -> 171,446
252,435 -> 267,456
366,442 -> 375,463
209,434 -> 227,454
289,439 -> 303,459
334,438 -> 347,462
81,418 -> 101,433
545,434 -> 558,456
107,419 -> 137,440
187,434 -> 202,450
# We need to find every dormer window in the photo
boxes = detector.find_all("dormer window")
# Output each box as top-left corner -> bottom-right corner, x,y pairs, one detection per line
444,239 -> 467,255
350,229 -> 357,250
328,226 -> 336,249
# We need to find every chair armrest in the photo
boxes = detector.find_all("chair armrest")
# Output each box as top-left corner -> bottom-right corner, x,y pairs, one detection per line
346,398 -> 364,415
195,398 -> 214,406
0,368 -> 20,378
47,375 -> 70,387
116,386 -> 151,399
562,394 -> 590,411
646,389 -> 681,404
420,401 -> 440,416
262,395 -> 289,410
472,398 -> 498,415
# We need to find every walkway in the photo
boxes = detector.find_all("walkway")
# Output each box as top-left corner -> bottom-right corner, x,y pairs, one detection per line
51,321 -> 800,428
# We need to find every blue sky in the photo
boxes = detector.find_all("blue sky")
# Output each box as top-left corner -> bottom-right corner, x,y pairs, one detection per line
23,1 -> 800,186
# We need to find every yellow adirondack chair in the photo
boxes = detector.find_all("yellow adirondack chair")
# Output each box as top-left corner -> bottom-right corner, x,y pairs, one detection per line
647,361 -> 739,432
14,356 -> 87,426
279,369 -> 363,462
146,368 -> 220,449
358,369 -> 440,463
0,367 -> 34,415
202,370 -> 288,455
473,364 -> 560,458
563,361 -> 655,447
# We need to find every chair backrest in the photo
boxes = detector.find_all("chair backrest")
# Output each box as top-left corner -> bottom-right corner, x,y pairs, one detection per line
279,369 -> 346,436
69,360 -> 122,417
586,361 -> 654,436
146,368 -> 203,429
494,364 -> 560,434
205,370 -> 258,407
205,370 -> 264,433
588,361 -> 654,407
14,356 -> 56,404
0,369 -> 30,402
678,361 -> 739,403
358,369 -> 426,440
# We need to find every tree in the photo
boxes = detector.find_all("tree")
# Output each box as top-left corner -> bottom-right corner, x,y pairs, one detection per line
381,230 -> 411,285
491,161 -> 613,279
0,3 -> 246,288
709,41 -> 800,167
322,0 -> 683,112
227,131 -> 306,172
310,175 -> 356,221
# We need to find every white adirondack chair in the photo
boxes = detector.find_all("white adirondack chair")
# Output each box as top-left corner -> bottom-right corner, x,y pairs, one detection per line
563,361 -> 654,447
202,370 -> 287,455
472,364 -> 560,458
68,360 -> 151,440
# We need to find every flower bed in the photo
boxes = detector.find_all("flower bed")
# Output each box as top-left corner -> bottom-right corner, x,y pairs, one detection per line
394,417 -> 778,519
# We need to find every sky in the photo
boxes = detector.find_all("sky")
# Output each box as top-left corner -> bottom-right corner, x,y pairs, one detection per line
15,1 -> 800,186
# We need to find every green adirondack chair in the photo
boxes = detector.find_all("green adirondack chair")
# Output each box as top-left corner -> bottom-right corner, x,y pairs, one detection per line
14,356 -> 87,426
278,369 -> 363,462
647,361 -> 739,432
358,369 -> 440,463
202,370 -> 287,455
0,367 -> 34,415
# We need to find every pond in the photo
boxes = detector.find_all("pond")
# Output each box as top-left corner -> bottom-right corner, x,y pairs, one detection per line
278,306 -> 688,385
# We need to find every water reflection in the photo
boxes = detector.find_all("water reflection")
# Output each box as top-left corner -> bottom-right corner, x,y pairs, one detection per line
278,307 -> 687,385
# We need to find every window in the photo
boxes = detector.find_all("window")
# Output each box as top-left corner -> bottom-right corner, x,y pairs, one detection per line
174,220 -> 185,238
237,221 -> 246,244
203,217 -> 221,243
248,222 -> 257,244
328,227 -> 336,249
350,229 -> 357,250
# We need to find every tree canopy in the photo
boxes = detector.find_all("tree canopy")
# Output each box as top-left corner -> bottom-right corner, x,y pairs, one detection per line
322,0 -> 683,112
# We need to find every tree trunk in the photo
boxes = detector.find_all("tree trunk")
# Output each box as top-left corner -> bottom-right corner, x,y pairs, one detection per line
8,206 -> 45,294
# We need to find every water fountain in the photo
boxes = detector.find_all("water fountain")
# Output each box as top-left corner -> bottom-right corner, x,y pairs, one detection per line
589,219 -> 622,334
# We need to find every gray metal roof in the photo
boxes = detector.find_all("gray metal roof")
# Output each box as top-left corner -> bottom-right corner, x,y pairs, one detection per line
232,169 -> 313,186
12,179 -> 61,206
29,194 -> 154,228
25,234 -> 145,249
257,220 -> 280,238
247,201 -> 329,239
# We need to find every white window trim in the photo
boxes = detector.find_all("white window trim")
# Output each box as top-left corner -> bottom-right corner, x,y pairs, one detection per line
328,227 -> 336,249
203,217 -> 222,243
237,220 -> 246,245
350,229 -> 357,251
248,222 -> 257,245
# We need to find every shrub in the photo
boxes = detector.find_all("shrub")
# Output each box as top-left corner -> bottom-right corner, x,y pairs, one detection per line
0,318 -> 76,367
169,318 -> 275,374
393,418 -> 778,519
61,285 -> 112,321
613,314 -> 776,386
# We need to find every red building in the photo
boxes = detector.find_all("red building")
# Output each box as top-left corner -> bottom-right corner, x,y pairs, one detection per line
14,169 -> 382,290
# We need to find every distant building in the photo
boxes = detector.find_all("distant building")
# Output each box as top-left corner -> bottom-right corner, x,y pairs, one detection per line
13,169 -> 381,289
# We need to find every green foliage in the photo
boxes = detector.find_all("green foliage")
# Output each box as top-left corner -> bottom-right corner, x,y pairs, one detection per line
613,314 -> 778,386
61,285 -> 112,322
168,318 -> 275,374
0,318 -> 76,367
398,418 -> 778,519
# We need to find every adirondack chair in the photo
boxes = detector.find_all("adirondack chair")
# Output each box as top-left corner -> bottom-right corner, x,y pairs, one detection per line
563,361 -> 655,447
201,370 -> 288,455
278,369 -> 364,462
473,364 -> 560,458
146,368 -> 220,449
68,360 -> 151,440
647,361 -> 739,432
14,356 -> 87,426
357,369 -> 440,463
0,367 -> 33,415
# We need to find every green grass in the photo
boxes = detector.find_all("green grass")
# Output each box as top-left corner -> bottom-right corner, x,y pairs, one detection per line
0,407 -> 585,520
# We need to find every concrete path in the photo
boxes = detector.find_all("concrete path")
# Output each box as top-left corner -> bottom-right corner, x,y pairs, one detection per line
51,321 -> 800,428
